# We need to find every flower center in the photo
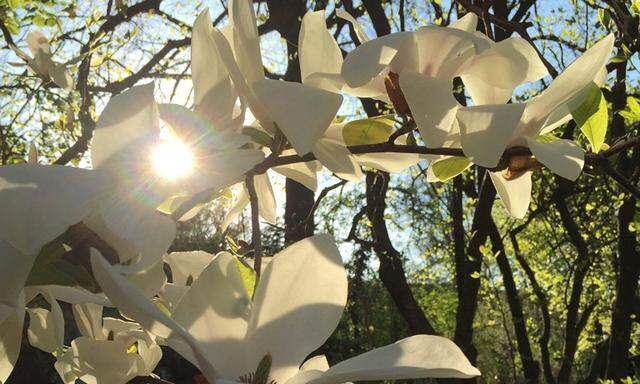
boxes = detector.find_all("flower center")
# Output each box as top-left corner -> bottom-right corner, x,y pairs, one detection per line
238,354 -> 276,384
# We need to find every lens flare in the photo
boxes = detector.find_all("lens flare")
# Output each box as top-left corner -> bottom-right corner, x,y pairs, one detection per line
151,138 -> 195,180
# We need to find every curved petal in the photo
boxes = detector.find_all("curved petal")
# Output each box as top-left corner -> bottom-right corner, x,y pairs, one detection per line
229,0 -> 263,85
193,149 -> 264,194
356,152 -> 423,173
0,295 -> 25,384
26,31 -> 50,55
0,241 -> 33,310
168,252 -> 251,378
85,197 -> 176,270
457,103 -> 526,167
342,32 -> 411,88
68,337 -> 142,384
221,186 -> 250,231
526,138 -> 584,181
307,335 -> 480,384
90,251 -> 219,382
301,355 -> 330,372
273,162 -> 318,192
0,164 -> 102,256
246,234 -> 348,384
245,173 -> 278,225
489,171 -> 532,219
336,9 -> 369,44
26,285 -> 111,306
49,63 -> 73,90
300,11 -> 343,90
73,303 -> 106,340
91,83 -> 159,169
126,259 -> 167,298
450,13 -> 478,32
528,34 -> 614,126
164,250 -> 215,286
192,10 -> 234,122
460,37 -> 548,105
412,27 -> 476,78
27,304 -> 64,353
252,79 -> 342,155
399,71 -> 458,147
313,139 -> 363,182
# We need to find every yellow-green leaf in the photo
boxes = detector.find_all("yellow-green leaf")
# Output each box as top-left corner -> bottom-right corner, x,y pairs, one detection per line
342,115 -> 396,146
233,256 -> 257,298
432,157 -> 471,182
572,82 -> 608,153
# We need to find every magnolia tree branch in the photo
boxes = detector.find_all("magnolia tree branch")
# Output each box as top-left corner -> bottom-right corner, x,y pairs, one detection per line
246,173 -> 263,276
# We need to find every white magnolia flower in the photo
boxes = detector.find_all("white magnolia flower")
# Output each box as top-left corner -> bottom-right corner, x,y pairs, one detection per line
10,31 -> 73,90
456,34 -> 614,218
0,163 -> 103,383
49,303 -> 162,384
341,13 -> 548,148
84,83 -> 264,273
91,234 -> 480,384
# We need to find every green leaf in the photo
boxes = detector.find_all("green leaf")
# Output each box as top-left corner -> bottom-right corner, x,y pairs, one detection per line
470,271 -> 481,279
572,82 -> 608,153
342,115 -> 396,146
536,133 -> 560,143
431,157 -> 471,182
242,126 -> 273,147
233,256 -> 257,298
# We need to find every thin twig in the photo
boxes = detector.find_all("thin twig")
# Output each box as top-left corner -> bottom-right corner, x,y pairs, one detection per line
246,173 -> 263,277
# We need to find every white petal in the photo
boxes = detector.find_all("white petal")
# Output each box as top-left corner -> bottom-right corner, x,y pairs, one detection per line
300,10 -> 343,90
489,172 -> 532,219
255,173 -> 277,224
301,355 -> 330,372
126,259 -> 167,298
529,34 -> 614,123
210,28 -> 276,133
27,303 -> 64,353
252,79 -> 342,155
90,251 -> 219,381
168,252 -> 251,378
68,337 -> 143,384
193,149 -> 265,193
308,335 -> 480,384
73,303 -> 106,340
246,234 -> 348,384
0,295 -> 25,384
526,138 -> 585,181
91,83 -> 159,169
85,197 -> 176,270
461,37 -> 548,105
273,162 -> 318,192
336,9 -> 369,43
164,250 -> 215,286
0,240 -> 33,308
313,139 -> 363,182
26,285 -> 110,306
457,103 -> 526,167
49,62 -> 73,90
0,164 -> 101,256
192,10 -> 234,121
221,186 -> 250,231
26,31 -> 50,55
399,71 -> 458,147
356,152 -> 423,173
229,0 -> 264,85
450,13 -> 478,32
411,27 -> 476,78
342,32 -> 410,88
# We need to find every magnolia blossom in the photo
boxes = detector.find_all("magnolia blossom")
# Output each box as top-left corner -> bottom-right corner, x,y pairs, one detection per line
84,83 -> 264,273
0,164 -> 102,382
10,31 -> 73,90
91,234 -> 480,384
456,34 -> 614,218
341,13 -> 548,148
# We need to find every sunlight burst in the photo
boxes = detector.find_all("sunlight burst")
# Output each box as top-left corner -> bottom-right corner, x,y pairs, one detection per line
151,138 -> 195,180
